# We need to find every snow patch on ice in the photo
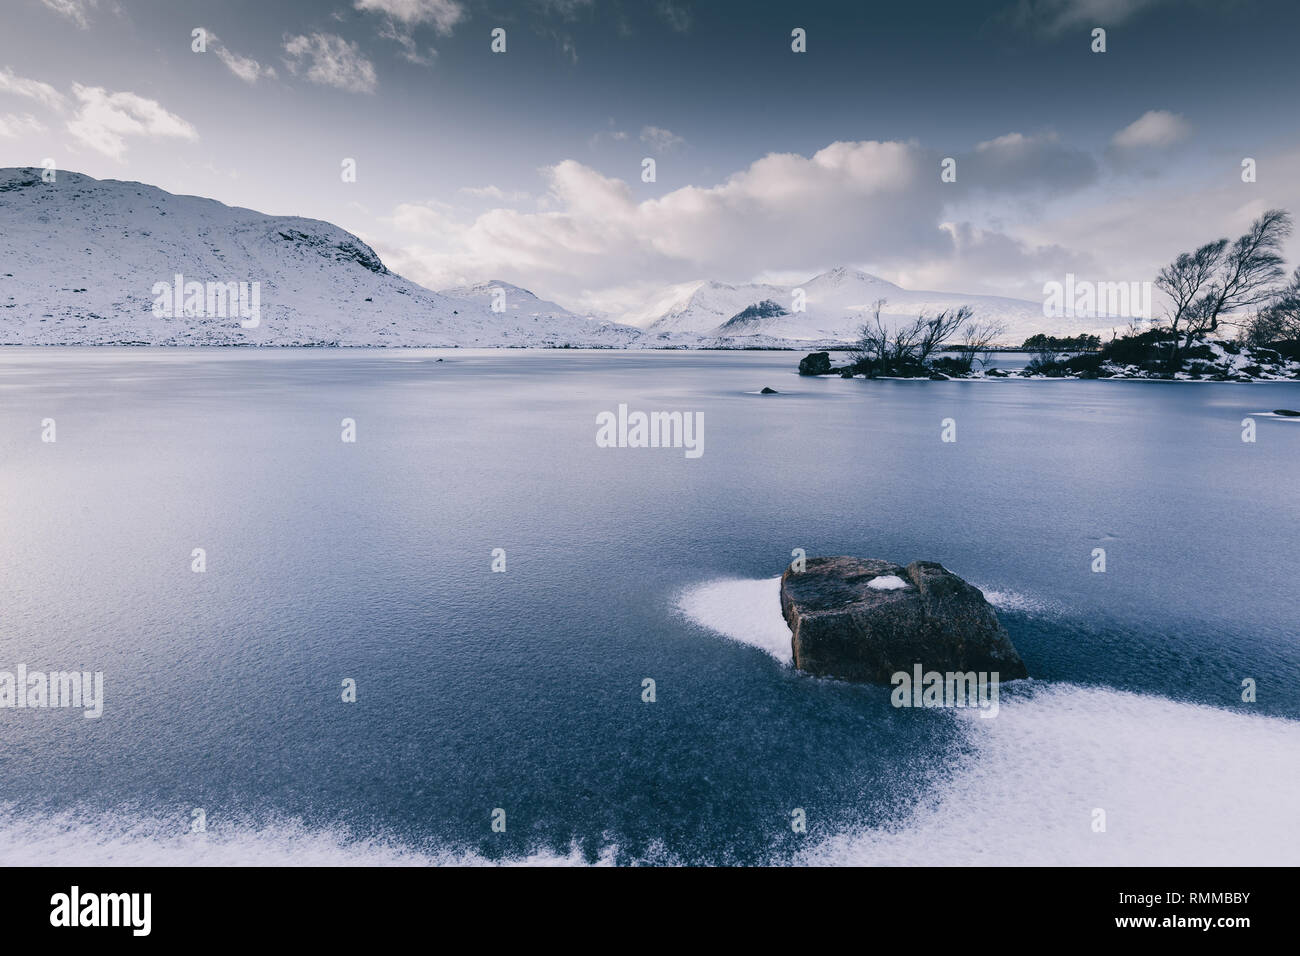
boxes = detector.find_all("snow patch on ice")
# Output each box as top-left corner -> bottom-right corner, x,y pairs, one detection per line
676,576 -> 792,664
794,684 -> 1300,866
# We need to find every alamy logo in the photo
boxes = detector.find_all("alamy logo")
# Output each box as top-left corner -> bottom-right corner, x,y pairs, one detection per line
1042,273 -> 1151,320
50,887 -> 151,936
0,665 -> 103,718
152,273 -> 261,328
890,664 -> 1000,718
596,403 -> 704,459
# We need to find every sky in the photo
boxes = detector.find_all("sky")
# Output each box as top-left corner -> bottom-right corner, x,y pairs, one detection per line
2,0 -> 1299,318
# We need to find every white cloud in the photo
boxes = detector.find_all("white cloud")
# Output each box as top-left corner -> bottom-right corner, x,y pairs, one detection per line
65,84 -> 198,159
385,200 -> 463,235
39,0 -> 99,29
589,127 -> 629,148
283,34 -> 378,94
1111,110 -> 1192,149
374,133 -> 1296,318
203,33 -> 277,84
1013,0 -> 1173,34
377,20 -> 436,65
383,140 -> 953,307
538,0 -> 596,17
0,113 -> 47,138
657,1 -> 693,32
0,68 -> 68,111
640,125 -> 685,153
460,185 -> 530,202
354,0 -> 465,34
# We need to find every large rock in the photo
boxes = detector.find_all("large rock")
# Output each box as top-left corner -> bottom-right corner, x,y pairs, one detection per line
779,556 -> 1028,683
798,351 -> 832,375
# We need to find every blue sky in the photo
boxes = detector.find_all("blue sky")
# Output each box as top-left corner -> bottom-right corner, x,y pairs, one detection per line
2,0 -> 1299,316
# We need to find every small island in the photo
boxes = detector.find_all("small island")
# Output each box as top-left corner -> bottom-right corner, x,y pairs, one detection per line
800,210 -> 1300,382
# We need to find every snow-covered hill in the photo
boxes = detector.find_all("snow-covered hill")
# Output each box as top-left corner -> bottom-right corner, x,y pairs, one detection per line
618,278 -> 790,334
628,267 -> 1114,344
0,168 -> 638,347
0,169 -> 1126,348
436,280 -> 635,346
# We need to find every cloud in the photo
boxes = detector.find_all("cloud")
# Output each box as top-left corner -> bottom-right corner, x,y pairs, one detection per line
383,140 -> 954,306
555,33 -> 579,63
0,113 -> 47,138
1012,146 -> 1300,297
202,32 -> 277,84
39,0 -> 99,29
354,0 -> 465,34
538,0 -> 596,18
657,2 -> 693,32
589,126 -> 629,148
377,20 -> 436,64
894,221 -> 1090,299
386,200 -> 463,235
1111,110 -> 1192,149
1011,0 -> 1174,34
375,132 -> 1138,314
65,84 -> 198,159
460,185 -> 530,202
640,125 -> 685,153
283,34 -> 378,94
965,131 -> 1098,192
0,68 -> 68,111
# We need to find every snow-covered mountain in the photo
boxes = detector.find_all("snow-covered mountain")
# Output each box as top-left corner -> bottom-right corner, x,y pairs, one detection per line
0,168 -> 638,347
435,280 -> 635,346
0,169 -> 1123,349
618,278 -> 790,334
628,267 -> 1112,344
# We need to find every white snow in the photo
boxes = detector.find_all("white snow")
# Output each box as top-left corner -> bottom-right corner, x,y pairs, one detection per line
0,168 -> 639,347
867,574 -> 909,590
676,576 -> 792,664
795,684 -> 1300,866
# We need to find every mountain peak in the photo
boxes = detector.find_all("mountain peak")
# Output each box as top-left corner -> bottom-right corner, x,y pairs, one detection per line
807,266 -> 897,289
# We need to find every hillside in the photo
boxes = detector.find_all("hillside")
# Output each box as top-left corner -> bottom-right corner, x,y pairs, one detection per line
0,168 -> 637,347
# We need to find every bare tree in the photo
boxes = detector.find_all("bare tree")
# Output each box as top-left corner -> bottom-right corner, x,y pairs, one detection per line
1154,208 -> 1292,366
1242,265 -> 1300,345
914,306 -> 972,366
1195,209 -> 1292,337
851,299 -> 890,376
955,318 -> 1007,371
1156,239 -> 1226,343
854,302 -> 983,376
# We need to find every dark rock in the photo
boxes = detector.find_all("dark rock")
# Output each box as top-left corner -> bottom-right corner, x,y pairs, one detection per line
839,368 -> 855,378
719,299 -> 791,331
984,368 -> 1009,377
798,351 -> 832,375
759,386 -> 779,394
779,556 -> 1028,684
928,371 -> 949,381
1274,408 -> 1300,416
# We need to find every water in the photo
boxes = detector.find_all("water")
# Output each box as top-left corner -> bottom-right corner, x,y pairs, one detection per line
1,347 -> 1298,865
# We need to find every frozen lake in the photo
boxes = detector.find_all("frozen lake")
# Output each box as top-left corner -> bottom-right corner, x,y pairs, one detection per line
1,347 -> 1298,865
